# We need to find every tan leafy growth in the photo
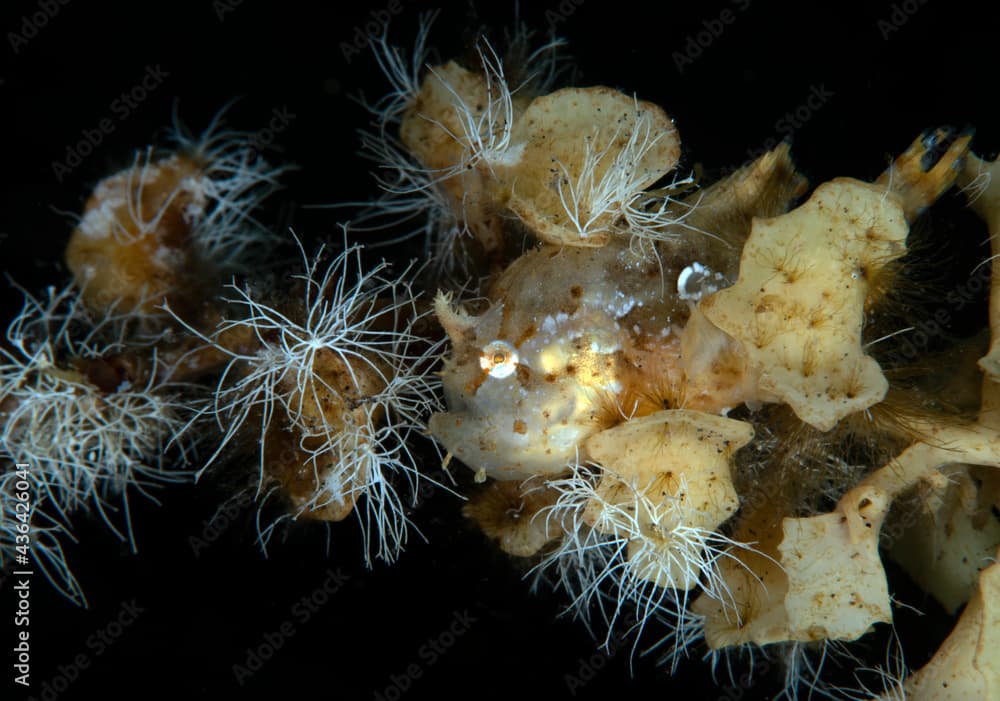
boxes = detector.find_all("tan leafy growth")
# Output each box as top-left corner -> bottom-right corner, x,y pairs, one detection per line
501,87 -> 680,246
699,178 -> 908,431
65,154 -> 205,314
902,551 -> 1000,700
780,510 -> 892,641
890,466 -> 1000,614
463,480 -> 560,557
583,409 -> 753,588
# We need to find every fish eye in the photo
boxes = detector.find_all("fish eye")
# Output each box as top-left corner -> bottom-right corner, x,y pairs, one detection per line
480,340 -> 518,378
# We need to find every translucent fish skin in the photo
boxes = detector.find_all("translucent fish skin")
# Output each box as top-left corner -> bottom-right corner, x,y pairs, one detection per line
431,241 -> 688,481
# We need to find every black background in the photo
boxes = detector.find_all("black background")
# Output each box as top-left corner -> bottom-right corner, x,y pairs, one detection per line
1,1 -> 998,699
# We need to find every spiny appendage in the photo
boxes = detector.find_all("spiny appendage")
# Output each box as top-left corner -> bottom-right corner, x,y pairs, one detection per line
0,283 -> 190,529
351,129 -> 473,285
166,104 -> 291,268
643,607 -> 708,675
422,25 -> 564,175
699,640 -> 850,701
349,13 -> 471,281
354,17 -> 567,283
365,10 -> 439,130
364,11 -> 564,169
959,153 -> 993,205
499,19 -> 568,98
531,463 -> 762,662
186,235 -> 447,564
0,284 -> 192,603
775,640 -> 850,701
556,109 -> 692,247
623,175 -> 701,259
833,634 -> 908,701
65,107 -> 290,321
433,41 -> 515,173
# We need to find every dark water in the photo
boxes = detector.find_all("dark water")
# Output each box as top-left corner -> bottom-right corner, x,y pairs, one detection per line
1,1 -> 997,699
